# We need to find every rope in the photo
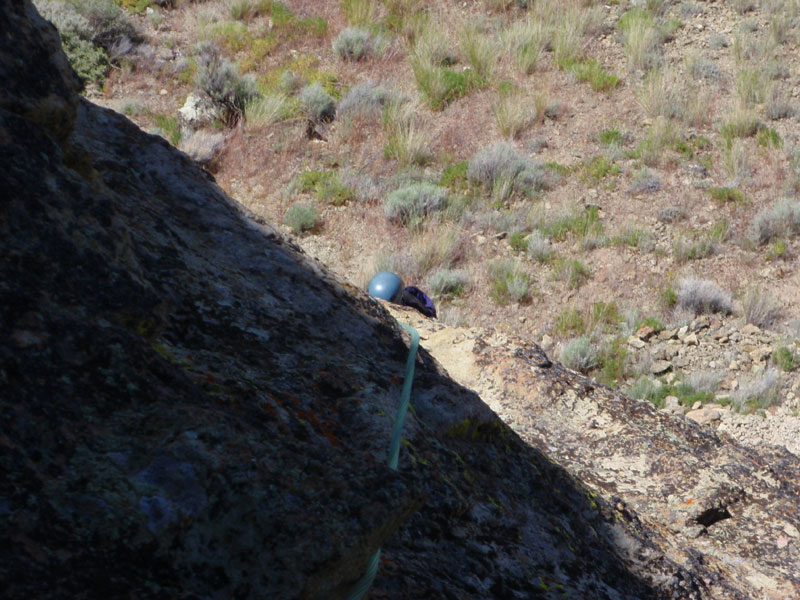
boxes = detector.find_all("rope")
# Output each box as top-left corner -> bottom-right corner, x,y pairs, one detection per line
345,322 -> 419,600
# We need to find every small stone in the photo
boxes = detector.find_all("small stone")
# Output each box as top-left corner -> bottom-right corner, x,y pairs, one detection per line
159,88 -> 168,95
692,401 -> 702,410
686,407 -> 722,425
678,325 -> 689,339
684,333 -> 698,346
729,361 -> 738,370
635,325 -> 656,340
665,395 -> 680,409
742,323 -> 761,336
541,334 -> 554,352
628,336 -> 646,349
651,360 -> 673,375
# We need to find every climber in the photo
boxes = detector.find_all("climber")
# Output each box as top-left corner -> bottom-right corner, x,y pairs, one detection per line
368,272 -> 436,318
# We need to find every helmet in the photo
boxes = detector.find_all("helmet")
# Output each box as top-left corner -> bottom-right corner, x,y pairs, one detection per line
368,272 -> 403,302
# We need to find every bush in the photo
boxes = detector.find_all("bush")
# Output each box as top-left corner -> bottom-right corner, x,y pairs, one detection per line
383,182 -> 448,226
554,258 -> 591,290
488,260 -> 530,304
427,269 -> 469,297
749,198 -> 800,245
296,170 -> 354,206
742,287 -> 782,329
555,308 -> 585,337
467,142 -> 547,199
333,27 -> 383,60
283,203 -> 318,234
526,230 -> 554,263
337,81 -> 394,122
560,336 -> 598,373
299,83 -> 336,122
195,42 -> 258,126
676,278 -> 732,315
35,0 -> 138,84
772,347 -> 799,372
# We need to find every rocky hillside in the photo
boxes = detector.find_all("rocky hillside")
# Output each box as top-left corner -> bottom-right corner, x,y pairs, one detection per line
3,1 -> 800,599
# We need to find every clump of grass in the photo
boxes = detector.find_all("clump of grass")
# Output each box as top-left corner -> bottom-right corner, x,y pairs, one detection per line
566,59 -> 621,92
749,198 -> 800,244
756,127 -> 782,149
460,25 -> 496,80
333,26 -> 384,61
410,57 -> 485,110
527,230 -> 554,263
383,182 -> 448,227
555,307 -> 585,337
582,155 -> 620,185
627,375 -> 717,409
672,235 -> 718,264
677,278 -> 732,315
283,203 -> 318,234
772,347 -> 799,372
560,336 -> 598,373
488,259 -> 531,304
504,17 -> 547,74
493,94 -> 532,138
412,226 -> 468,276
720,106 -> 760,140
427,268 -> 470,297
635,117 -> 680,167
300,83 -> 336,122
597,336 -> 628,385
636,68 -> 682,119
296,170 -> 354,206
742,287 -> 782,329
341,0 -> 376,26
382,99 -> 433,166
245,93 -> 289,127
554,258 -> 591,290
152,114 -> 182,146
613,228 -> 654,252
731,369 -> 780,414
540,205 -> 604,244
598,128 -> 623,146
620,8 -> 662,71
708,187 -> 746,203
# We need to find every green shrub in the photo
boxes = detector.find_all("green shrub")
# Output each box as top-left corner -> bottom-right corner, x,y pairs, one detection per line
509,232 -> 528,251
410,54 -> 486,111
383,182 -> 448,226
597,336 -> 628,385
427,268 -> 469,297
283,203 -> 318,234
560,336 -> 598,373
554,258 -> 591,290
488,260 -> 530,304
589,301 -> 622,333
341,0 -> 376,26
566,59 -> 621,92
708,187 -> 746,203
756,127 -> 782,148
598,128 -> 623,146
35,0 -> 138,85
195,42 -> 259,126
541,205 -> 604,243
555,308 -> 585,337
627,376 -> 716,410
153,114 -> 182,146
297,170 -> 354,206
582,155 -> 620,184
772,347 -> 798,372
439,161 -> 469,191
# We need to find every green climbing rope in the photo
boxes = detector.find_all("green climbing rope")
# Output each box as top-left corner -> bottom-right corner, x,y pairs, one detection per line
345,322 -> 419,600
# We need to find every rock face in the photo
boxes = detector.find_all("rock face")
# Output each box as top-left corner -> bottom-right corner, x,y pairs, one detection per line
391,308 -> 800,600
2,2 -> 800,599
